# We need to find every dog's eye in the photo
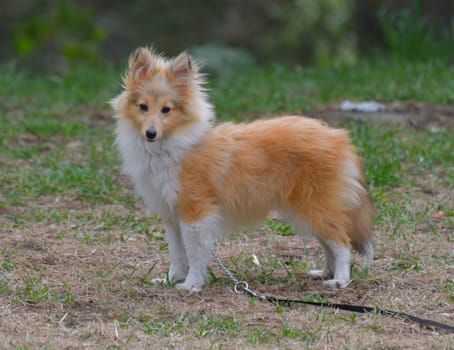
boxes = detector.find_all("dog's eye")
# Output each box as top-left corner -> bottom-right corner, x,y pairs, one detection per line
161,106 -> 170,114
139,103 -> 148,112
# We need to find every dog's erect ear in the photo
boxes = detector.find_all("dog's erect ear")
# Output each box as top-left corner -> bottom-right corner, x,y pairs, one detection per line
125,47 -> 152,84
171,52 -> 195,84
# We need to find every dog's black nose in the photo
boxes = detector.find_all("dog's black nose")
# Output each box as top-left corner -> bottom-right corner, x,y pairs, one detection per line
145,127 -> 157,141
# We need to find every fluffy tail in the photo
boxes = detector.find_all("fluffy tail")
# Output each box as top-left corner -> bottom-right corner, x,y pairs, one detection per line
349,190 -> 374,266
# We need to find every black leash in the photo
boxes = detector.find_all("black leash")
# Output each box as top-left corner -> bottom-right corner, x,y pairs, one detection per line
211,250 -> 454,332
247,290 -> 454,332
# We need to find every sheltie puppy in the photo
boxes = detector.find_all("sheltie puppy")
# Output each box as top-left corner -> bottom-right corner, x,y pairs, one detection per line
111,47 -> 374,292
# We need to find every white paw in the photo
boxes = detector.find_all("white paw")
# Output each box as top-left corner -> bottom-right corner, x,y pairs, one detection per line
309,269 -> 331,278
175,282 -> 203,293
322,279 -> 351,289
168,265 -> 188,282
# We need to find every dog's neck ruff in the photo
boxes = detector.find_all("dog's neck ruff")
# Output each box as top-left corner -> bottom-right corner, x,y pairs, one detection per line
115,117 -> 210,219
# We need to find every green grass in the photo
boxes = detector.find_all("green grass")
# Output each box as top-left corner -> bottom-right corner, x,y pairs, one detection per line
1,58 -> 453,213
211,59 -> 454,118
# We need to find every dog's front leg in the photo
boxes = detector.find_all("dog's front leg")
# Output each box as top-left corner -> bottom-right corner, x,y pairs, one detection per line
176,215 -> 219,292
164,221 -> 189,283
151,220 -> 188,285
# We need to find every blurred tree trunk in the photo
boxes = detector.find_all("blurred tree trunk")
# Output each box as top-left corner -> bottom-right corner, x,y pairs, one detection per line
354,0 -> 384,54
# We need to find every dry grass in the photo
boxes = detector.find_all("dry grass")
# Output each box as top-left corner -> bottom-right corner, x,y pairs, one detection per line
1,176 -> 453,349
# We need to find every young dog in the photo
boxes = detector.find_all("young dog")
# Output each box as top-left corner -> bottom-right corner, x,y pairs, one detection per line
111,47 -> 374,292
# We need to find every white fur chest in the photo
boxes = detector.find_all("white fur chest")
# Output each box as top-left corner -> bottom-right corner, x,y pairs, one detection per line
115,118 -> 208,220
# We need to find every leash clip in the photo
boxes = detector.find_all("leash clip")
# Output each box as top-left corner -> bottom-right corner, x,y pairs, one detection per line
234,281 -> 249,294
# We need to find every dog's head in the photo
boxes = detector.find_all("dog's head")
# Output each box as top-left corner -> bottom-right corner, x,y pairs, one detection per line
110,47 -> 211,142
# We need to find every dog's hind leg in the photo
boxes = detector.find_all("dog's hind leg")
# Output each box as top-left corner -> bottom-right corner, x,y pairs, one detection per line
282,212 -> 337,281
308,237 -> 335,279
318,237 -> 351,288
286,212 -> 351,288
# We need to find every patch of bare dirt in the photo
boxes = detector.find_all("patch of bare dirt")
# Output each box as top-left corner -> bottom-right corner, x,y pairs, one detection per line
312,101 -> 454,129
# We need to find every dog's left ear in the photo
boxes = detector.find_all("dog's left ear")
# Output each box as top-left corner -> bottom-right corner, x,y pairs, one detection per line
171,52 -> 196,85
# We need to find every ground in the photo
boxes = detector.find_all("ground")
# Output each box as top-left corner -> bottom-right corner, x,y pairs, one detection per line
0,62 -> 453,349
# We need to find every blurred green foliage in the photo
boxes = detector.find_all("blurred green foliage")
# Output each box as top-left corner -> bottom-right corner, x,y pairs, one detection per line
379,1 -> 453,62
13,0 -> 105,67
189,44 -> 256,77
2,0 -> 452,72
275,0 -> 356,66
